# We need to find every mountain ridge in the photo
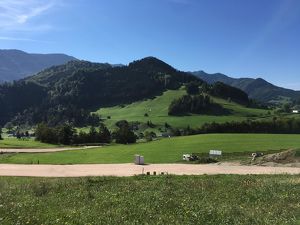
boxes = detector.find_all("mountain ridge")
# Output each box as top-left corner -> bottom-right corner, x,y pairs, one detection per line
0,49 -> 77,82
192,71 -> 300,103
0,57 -> 204,126
24,60 -> 112,86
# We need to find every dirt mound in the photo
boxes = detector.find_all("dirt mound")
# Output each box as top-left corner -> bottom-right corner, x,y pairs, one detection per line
253,149 -> 300,167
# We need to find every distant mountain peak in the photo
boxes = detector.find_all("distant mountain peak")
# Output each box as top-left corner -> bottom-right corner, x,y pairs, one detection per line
255,77 -> 265,81
192,70 -> 300,103
0,49 -> 25,53
130,56 -> 172,67
0,49 -> 77,82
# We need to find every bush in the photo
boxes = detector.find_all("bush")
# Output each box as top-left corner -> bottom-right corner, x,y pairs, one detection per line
115,120 -> 129,128
144,131 -> 156,141
186,82 -> 200,95
114,125 -> 137,144
195,157 -> 218,164
35,123 -> 59,144
147,120 -> 155,128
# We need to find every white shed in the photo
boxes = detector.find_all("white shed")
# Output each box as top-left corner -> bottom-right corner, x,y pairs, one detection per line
209,150 -> 222,157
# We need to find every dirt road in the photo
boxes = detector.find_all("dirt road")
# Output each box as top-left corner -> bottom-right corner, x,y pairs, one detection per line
0,146 -> 98,153
0,163 -> 299,177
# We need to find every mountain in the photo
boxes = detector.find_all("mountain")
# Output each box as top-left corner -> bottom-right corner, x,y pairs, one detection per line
0,57 -> 202,126
0,49 -> 77,82
0,56 -> 254,127
192,71 -> 300,103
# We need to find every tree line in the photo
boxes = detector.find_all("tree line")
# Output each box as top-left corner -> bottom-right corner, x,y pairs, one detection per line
35,122 -> 137,145
170,117 -> 300,136
199,118 -> 300,134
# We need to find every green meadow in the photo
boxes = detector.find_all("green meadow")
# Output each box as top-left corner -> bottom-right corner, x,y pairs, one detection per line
0,138 -> 57,149
96,88 -> 271,130
1,134 -> 299,164
0,175 -> 299,225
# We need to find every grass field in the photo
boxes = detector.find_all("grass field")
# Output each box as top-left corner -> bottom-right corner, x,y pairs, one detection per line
1,134 -> 299,164
96,88 -> 271,130
0,175 -> 299,225
0,138 -> 58,149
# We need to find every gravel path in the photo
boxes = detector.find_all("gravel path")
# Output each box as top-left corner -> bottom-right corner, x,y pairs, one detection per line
0,163 -> 299,177
0,146 -> 99,153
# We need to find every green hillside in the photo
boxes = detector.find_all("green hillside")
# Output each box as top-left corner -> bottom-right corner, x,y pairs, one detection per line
97,88 -> 270,130
0,138 -> 57,149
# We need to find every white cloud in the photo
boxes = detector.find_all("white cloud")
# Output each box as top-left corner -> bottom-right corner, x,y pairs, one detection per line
0,36 -> 52,43
0,0 -> 57,30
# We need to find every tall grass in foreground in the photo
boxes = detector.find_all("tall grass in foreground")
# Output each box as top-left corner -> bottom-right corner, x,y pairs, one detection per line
0,175 -> 299,225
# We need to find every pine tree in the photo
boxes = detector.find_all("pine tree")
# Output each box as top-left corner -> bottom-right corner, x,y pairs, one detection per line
0,127 -> 3,140
99,124 -> 111,143
115,125 -> 136,144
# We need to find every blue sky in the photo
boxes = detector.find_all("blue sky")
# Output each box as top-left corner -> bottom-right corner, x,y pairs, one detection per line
0,0 -> 300,89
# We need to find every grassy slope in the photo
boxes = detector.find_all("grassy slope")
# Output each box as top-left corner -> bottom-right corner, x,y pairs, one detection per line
96,88 -> 270,130
2,134 -> 300,164
0,138 -> 58,149
0,175 -> 299,225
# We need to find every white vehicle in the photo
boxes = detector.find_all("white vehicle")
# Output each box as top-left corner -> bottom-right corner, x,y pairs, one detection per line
182,154 -> 191,161
182,154 -> 199,161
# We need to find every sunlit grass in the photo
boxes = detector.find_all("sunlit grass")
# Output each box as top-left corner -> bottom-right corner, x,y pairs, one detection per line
96,88 -> 271,131
2,133 -> 299,164
0,138 -> 58,149
0,175 -> 299,225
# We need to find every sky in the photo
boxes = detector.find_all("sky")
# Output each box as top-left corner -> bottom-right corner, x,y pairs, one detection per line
0,0 -> 300,89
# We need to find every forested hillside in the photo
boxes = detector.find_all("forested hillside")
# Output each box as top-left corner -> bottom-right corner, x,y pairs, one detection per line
0,57 -> 206,126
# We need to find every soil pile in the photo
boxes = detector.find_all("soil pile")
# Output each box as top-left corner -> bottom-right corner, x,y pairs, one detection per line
253,149 -> 300,167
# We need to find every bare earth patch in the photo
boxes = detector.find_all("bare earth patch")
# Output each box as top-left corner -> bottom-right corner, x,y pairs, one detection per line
251,149 -> 300,167
0,163 -> 299,177
0,146 -> 99,153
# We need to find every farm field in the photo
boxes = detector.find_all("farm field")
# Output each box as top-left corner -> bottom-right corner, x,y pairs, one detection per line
96,88 -> 272,130
0,138 -> 58,149
0,175 -> 299,225
1,133 -> 300,164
